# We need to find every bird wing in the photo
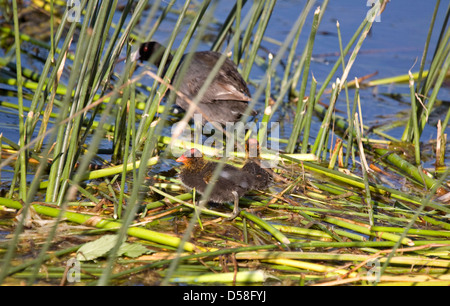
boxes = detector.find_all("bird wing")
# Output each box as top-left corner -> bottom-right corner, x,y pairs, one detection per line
211,82 -> 251,102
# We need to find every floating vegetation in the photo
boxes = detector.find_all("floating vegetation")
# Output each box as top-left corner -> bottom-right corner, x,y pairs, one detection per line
0,0 -> 449,287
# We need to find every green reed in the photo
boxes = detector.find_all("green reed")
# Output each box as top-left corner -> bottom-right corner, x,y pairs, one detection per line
403,1 -> 450,142
286,6 -> 321,154
0,0 -> 449,286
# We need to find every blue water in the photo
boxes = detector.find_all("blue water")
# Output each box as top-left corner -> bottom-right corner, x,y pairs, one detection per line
140,0 -> 449,141
0,0 -> 448,181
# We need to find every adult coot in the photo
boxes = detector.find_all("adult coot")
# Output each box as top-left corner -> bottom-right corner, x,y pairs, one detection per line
132,41 -> 256,125
176,148 -> 256,220
242,138 -> 273,190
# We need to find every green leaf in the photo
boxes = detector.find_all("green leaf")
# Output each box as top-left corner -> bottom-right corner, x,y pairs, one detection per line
118,242 -> 150,258
77,235 -> 119,261
76,234 -> 150,261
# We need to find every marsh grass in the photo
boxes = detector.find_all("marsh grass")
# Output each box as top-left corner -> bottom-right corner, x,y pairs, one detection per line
0,0 -> 449,286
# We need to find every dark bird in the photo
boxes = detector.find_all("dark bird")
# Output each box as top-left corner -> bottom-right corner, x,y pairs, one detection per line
176,148 -> 256,220
132,41 -> 256,125
242,138 -> 273,190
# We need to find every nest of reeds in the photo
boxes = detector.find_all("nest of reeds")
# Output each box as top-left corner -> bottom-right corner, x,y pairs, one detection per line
0,0 -> 449,286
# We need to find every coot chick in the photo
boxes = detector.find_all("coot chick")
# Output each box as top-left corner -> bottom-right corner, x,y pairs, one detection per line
176,148 -> 255,220
132,41 -> 256,125
242,138 -> 273,190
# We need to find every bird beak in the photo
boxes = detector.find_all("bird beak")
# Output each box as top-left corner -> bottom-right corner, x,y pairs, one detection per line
176,155 -> 187,164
